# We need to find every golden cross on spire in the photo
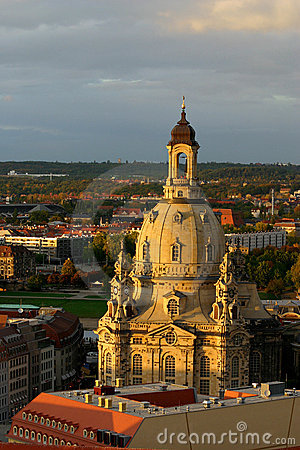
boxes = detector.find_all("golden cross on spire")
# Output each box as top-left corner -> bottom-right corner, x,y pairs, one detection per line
182,95 -> 185,110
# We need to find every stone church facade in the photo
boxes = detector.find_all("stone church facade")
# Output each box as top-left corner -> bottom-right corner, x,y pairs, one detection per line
95,99 -> 282,396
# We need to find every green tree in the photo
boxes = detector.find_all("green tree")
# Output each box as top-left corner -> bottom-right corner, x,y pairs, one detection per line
291,255 -> 300,290
27,274 -> 44,291
92,232 -> 107,264
265,279 -> 285,297
29,210 -> 50,224
125,232 -> 138,258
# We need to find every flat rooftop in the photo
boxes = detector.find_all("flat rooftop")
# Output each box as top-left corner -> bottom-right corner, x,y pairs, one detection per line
49,382 -> 298,419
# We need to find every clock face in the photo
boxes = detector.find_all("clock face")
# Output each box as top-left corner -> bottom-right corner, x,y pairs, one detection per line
124,286 -> 129,296
113,287 -> 118,295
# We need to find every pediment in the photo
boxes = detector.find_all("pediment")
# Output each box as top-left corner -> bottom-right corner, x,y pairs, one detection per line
146,323 -> 196,339
163,290 -> 187,300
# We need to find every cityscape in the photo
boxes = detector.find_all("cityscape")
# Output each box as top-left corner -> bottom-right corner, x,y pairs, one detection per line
1,1 -> 300,449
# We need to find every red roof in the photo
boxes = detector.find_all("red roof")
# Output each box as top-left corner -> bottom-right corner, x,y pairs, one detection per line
7,392 -> 143,447
118,388 -> 196,408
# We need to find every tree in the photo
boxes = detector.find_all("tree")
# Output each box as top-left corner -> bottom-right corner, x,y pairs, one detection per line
71,272 -> 85,288
266,279 -> 285,297
125,232 -> 138,258
92,233 -> 107,264
61,258 -> 77,277
29,210 -> 50,224
27,274 -> 44,291
291,255 -> 300,290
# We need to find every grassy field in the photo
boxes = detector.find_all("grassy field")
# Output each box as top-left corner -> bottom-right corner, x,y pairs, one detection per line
0,297 -> 107,318
1,291 -> 73,298
0,293 -> 107,318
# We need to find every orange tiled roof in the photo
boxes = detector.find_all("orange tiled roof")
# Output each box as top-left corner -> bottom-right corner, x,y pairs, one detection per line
7,392 -> 143,447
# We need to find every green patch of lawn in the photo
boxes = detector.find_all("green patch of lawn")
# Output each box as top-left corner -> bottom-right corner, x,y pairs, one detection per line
0,298 -> 107,318
84,295 -> 107,299
0,291 -> 73,298
258,291 -> 279,300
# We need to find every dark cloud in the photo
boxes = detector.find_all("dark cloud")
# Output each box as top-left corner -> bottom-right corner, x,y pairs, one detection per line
0,0 -> 299,163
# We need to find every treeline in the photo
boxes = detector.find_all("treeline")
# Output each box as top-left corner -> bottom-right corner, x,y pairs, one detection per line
246,246 -> 300,296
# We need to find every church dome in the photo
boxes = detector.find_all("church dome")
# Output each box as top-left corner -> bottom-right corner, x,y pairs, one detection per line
168,98 -> 198,147
134,198 -> 225,279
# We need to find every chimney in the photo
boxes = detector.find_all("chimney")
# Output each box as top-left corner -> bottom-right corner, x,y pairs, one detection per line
98,397 -> 105,407
119,402 -> 127,412
85,394 -> 93,404
105,398 -> 112,409
115,378 -> 123,388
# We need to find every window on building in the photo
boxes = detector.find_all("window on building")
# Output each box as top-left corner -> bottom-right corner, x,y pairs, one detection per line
132,354 -> 142,378
142,243 -> 149,260
54,438 -> 59,446
200,356 -> 210,378
206,244 -> 213,262
231,356 -> 240,388
64,424 -> 68,432
177,191 -> 183,197
213,304 -> 219,320
90,431 -> 94,439
31,431 -> 35,441
60,440 -> 65,446
250,351 -> 261,382
233,334 -> 242,346
43,434 -> 47,444
83,429 -> 88,438
200,356 -> 210,395
19,428 -> 23,438
49,436 -> 53,445
167,299 -> 179,316
105,353 -> 112,375
132,337 -> 142,344
46,418 -> 51,426
37,433 -> 41,442
165,355 -> 175,383
171,243 -> 180,262
70,426 -> 75,434
200,379 -> 210,395
13,426 -> 17,436
165,331 -> 176,345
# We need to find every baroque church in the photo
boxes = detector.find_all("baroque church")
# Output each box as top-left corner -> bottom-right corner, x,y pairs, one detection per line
95,99 -> 282,396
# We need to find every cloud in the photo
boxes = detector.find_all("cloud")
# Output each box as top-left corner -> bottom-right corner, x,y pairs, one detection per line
87,79 -> 161,89
158,0 -> 300,33
0,124 -> 61,135
1,95 -> 13,102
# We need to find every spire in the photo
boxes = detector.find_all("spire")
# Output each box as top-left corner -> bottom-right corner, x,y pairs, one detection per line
181,95 -> 185,111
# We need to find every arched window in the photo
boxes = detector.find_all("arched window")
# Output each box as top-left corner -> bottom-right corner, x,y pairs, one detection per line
171,243 -> 180,262
206,244 -> 213,262
31,431 -> 35,440
43,434 -> 48,444
132,354 -> 142,385
177,190 -> 183,197
60,440 -> 65,446
231,305 -> 238,320
231,356 -> 239,388
250,351 -> 261,382
213,304 -> 219,320
106,353 -> 112,375
54,438 -> 59,446
49,436 -> 53,445
142,243 -> 148,260
13,426 -> 18,436
200,356 -> 210,395
165,355 -> 175,383
167,299 -> 179,316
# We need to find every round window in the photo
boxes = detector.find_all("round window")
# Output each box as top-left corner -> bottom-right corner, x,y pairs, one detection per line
165,331 -> 176,345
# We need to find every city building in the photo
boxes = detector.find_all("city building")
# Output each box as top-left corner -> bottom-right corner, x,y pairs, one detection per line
225,229 -> 286,251
0,307 -> 83,423
7,382 -> 300,448
95,101 -> 282,396
1,235 -> 92,264
212,208 -> 244,227
0,245 -> 35,280
0,327 -> 29,419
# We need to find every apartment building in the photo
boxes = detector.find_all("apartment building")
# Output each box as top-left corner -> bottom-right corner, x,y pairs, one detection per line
0,245 -> 35,280
225,229 -> 286,251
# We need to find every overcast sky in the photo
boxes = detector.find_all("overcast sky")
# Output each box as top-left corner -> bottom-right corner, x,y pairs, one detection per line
0,0 -> 299,164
